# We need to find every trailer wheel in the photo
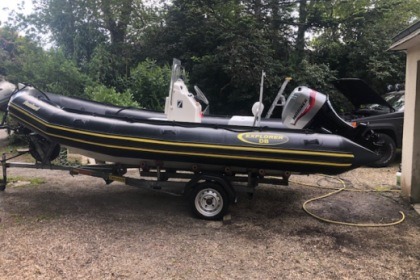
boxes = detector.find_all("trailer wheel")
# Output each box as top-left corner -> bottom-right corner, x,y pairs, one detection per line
189,182 -> 229,220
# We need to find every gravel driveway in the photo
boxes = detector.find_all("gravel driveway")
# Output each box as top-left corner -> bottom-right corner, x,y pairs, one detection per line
0,132 -> 419,279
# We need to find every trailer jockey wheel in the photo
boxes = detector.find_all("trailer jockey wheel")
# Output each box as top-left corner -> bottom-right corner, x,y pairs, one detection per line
28,135 -> 61,162
189,182 -> 229,220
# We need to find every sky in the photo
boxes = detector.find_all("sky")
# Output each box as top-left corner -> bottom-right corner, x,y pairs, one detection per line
0,0 -> 161,24
0,1 -> 34,26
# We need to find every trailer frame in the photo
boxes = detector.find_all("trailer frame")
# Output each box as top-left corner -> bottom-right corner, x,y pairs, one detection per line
0,151 -> 290,220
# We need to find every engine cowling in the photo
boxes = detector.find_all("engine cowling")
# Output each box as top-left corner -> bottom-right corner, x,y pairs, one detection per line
282,86 -> 327,129
282,86 -> 379,150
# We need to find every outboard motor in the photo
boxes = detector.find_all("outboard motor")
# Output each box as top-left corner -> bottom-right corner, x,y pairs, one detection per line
282,86 -> 378,149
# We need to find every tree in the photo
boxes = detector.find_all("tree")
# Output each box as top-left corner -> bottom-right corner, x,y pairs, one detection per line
1,26 -> 91,97
310,0 -> 419,92
2,0 -> 419,114
128,59 -> 171,110
143,0 -> 278,114
23,0 -> 160,87
85,84 -> 139,107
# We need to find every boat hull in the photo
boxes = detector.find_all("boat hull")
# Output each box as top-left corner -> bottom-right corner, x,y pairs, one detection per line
8,93 -> 379,175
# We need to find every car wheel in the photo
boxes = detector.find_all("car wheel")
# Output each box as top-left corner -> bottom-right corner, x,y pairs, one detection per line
369,133 -> 397,167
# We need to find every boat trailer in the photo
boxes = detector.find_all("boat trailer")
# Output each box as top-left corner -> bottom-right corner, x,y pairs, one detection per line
0,150 -> 290,220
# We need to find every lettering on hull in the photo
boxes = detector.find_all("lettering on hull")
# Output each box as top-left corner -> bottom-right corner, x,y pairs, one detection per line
237,133 -> 289,146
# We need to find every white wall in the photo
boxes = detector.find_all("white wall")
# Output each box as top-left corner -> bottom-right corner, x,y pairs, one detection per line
401,44 -> 420,202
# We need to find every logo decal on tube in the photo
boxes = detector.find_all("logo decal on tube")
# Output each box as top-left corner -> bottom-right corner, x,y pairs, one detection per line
237,133 -> 289,145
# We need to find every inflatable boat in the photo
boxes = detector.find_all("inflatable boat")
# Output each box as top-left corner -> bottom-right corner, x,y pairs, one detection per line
0,60 -> 380,175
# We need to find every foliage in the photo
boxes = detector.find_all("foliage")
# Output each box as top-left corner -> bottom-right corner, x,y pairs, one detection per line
1,26 -> 91,96
86,44 -> 121,87
309,0 -> 419,93
127,59 -> 172,110
144,0 -> 279,113
85,84 -> 139,107
23,0 -> 161,87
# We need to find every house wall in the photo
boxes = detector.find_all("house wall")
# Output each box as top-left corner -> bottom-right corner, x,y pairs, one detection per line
401,45 -> 420,202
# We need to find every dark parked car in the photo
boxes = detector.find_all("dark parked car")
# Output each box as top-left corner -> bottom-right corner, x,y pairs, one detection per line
333,78 -> 404,167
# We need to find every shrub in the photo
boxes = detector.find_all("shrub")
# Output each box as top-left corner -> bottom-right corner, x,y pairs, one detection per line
85,85 -> 140,107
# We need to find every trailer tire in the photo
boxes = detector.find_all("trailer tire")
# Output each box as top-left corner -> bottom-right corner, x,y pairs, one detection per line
189,182 -> 229,220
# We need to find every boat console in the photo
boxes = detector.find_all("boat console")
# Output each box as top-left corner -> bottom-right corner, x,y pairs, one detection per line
164,59 -> 203,123
164,79 -> 202,123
